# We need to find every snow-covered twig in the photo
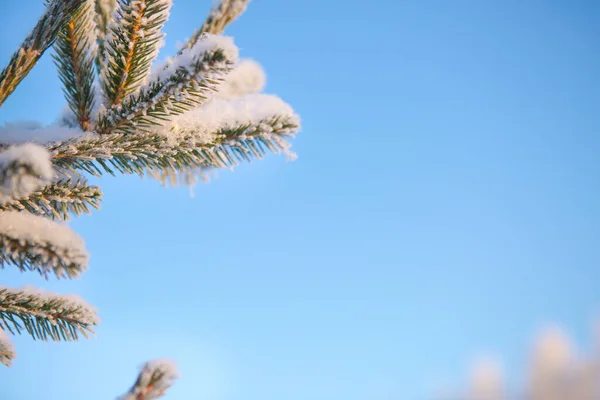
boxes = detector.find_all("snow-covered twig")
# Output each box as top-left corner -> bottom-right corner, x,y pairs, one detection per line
0,0 -> 87,107
0,144 -> 54,204
0,179 -> 102,221
118,359 -> 178,400
0,211 -> 89,279
0,285 -> 99,341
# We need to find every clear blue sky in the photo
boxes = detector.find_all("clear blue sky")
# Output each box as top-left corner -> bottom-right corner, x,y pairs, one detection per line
1,0 -> 599,399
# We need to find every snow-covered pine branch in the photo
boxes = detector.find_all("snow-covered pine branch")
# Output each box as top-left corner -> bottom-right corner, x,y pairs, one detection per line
0,211 -> 88,279
118,359 -> 179,400
181,0 -> 250,51
54,0 -> 97,131
93,0 -> 117,72
101,0 -> 172,107
216,59 -> 266,100
0,179 -> 102,221
0,144 -> 54,204
50,94 -> 299,179
96,33 -> 238,135
0,328 -> 15,367
0,286 -> 98,341
0,0 -> 87,107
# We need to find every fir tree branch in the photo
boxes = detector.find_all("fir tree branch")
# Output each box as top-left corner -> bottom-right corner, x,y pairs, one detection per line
181,0 -> 250,52
0,328 -> 16,367
0,211 -> 89,279
0,179 -> 102,221
97,34 -> 238,135
94,0 -> 117,72
101,0 -> 172,107
118,359 -> 178,400
0,0 -> 86,107
0,286 -> 98,342
49,95 -> 299,178
0,144 -> 54,204
54,0 -> 97,131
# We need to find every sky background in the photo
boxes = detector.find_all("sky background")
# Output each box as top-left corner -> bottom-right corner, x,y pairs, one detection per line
1,0 -> 600,399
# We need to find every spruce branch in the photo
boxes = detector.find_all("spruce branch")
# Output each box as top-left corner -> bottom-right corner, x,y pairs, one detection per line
118,359 -> 178,400
0,328 -> 16,367
54,0 -> 97,131
97,34 -> 238,135
0,211 -> 89,279
181,0 -> 250,52
49,95 -> 299,179
0,144 -> 54,204
101,0 -> 172,107
0,286 -> 98,342
0,0 -> 86,107
94,0 -> 117,72
0,179 -> 102,221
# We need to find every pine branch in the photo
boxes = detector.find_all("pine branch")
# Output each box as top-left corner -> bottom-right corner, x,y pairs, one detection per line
100,0 -> 172,107
0,286 -> 98,342
54,0 -> 97,131
0,179 -> 102,221
49,94 -> 299,179
94,0 -> 117,72
0,328 -> 15,367
181,0 -> 249,52
118,359 -> 178,400
0,0 -> 86,107
96,34 -> 238,135
0,144 -> 54,204
0,211 -> 89,279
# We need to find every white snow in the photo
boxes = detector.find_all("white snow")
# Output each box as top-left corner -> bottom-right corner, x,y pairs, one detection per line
0,285 -> 99,326
151,33 -> 238,83
216,59 -> 266,99
0,143 -> 54,202
119,358 -> 179,400
0,211 -> 89,278
168,93 -> 297,140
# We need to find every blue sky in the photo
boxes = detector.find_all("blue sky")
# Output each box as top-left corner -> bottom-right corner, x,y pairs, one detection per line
1,0 -> 600,399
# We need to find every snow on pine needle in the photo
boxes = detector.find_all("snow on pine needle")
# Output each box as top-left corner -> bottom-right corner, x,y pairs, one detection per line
0,211 -> 89,279
0,121 -> 82,145
97,33 -> 239,135
0,285 -> 99,341
119,359 -> 179,400
101,0 -> 173,107
0,143 -> 54,203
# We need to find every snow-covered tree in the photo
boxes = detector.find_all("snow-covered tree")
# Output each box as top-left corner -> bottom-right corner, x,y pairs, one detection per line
0,0 -> 300,397
446,324 -> 600,400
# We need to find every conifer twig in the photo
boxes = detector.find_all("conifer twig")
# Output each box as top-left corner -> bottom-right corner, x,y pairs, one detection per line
0,211 -> 89,279
101,0 -> 172,107
97,34 -> 238,135
0,286 -> 98,341
94,0 -> 117,72
181,0 -> 250,52
118,359 -> 178,400
0,0 -> 86,107
0,179 -> 102,221
54,0 -> 97,131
